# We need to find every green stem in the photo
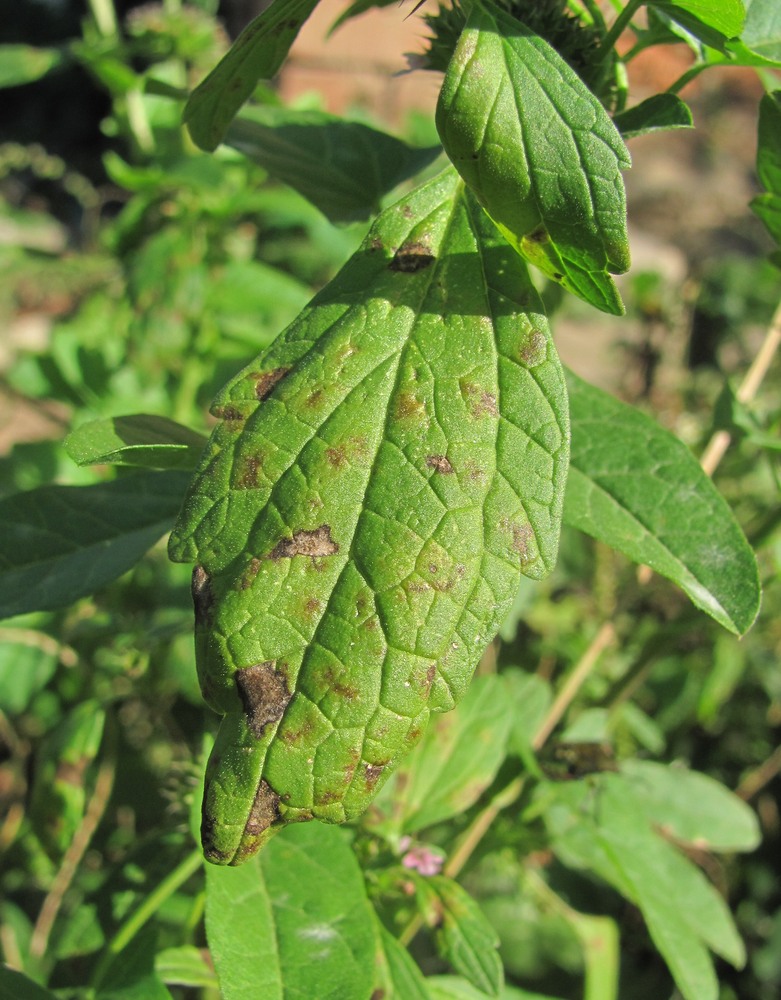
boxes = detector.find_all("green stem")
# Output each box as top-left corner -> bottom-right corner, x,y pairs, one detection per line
600,0 -> 644,56
91,848 -> 203,991
88,0 -> 118,37
576,0 -> 608,34
667,62 -> 708,95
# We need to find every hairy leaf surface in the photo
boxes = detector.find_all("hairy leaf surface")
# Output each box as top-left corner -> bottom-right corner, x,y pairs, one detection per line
436,0 -> 630,315
169,168 -> 569,863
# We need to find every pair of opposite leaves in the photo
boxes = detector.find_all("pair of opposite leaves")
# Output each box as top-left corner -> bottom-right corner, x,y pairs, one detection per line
169,1 -> 630,864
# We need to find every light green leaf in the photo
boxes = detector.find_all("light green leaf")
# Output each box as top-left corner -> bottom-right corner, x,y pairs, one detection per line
544,775 -> 746,1000
205,823 -> 376,1000
564,372 -> 760,635
184,0 -> 321,150
169,168 -> 569,864
741,0 -> 781,62
0,635 -> 58,713
436,0 -> 630,315
429,877 -> 504,997
613,94 -> 693,138
66,415 -> 208,471
0,44 -> 64,88
378,674 -> 517,834
427,979 -> 564,1000
155,946 -> 218,989
227,107 -> 441,223
0,471 -> 192,620
648,0 -> 745,42
375,923 -> 432,999
621,759 -> 760,852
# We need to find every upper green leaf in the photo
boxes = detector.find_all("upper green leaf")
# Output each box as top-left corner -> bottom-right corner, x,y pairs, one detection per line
205,823 -> 376,1000
613,94 -> 694,139
0,471 -> 192,620
740,0 -> 781,63
227,107 -> 441,223
184,0 -> 321,151
168,168 -> 569,863
564,372 -> 760,635
648,0 -> 745,43
65,415 -> 208,471
436,0 -> 630,315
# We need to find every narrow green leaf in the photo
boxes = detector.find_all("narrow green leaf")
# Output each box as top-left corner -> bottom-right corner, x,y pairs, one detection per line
184,0 -> 321,151
648,0 -> 745,43
379,675 -> 517,834
752,91 -> 781,250
0,637 -> 58,713
376,924 -> 432,999
66,415 -> 208,471
429,877 -> 504,997
436,0 -> 630,315
0,471 -> 192,619
227,107 -> 441,222
0,44 -> 64,88
741,0 -> 781,63
155,946 -> 218,989
613,94 -> 693,138
545,775 -> 747,1000
205,824 -> 376,1000
427,979 -> 564,1000
621,760 -> 760,852
564,372 -> 760,635
169,169 -> 569,864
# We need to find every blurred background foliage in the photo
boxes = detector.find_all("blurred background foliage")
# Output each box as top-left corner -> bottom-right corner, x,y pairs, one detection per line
0,2 -> 779,999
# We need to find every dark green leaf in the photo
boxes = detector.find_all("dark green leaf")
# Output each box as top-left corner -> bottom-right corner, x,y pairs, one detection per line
205,823 -> 376,1000
97,925 -> 173,1000
429,877 -> 503,997
751,91 -> 781,250
227,107 -> 441,222
155,946 -> 218,989
0,969 -> 58,1000
613,94 -> 693,138
564,372 -> 760,635
436,0 -> 630,315
66,415 -> 208,470
184,0 -> 321,151
0,471 -> 192,619
0,44 -> 64,88
169,169 -> 569,863
329,0 -> 399,33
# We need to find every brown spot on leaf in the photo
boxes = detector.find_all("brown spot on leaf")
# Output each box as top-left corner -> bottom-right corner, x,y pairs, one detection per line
56,759 -> 88,786
268,525 -> 339,560
527,225 -> 549,244
235,454 -> 262,489
395,392 -> 426,420
503,519 -> 535,565
211,404 -> 244,423
323,666 -> 359,700
364,763 -> 386,789
304,597 -> 322,616
235,662 -> 292,738
369,236 -> 384,252
371,991 -> 386,1000
389,241 -> 435,273
326,446 -> 348,469
201,815 -> 232,865
306,387 -> 325,408
519,329 -> 547,368
461,380 -> 498,418
241,780 -> 280,838
426,454 -> 454,474
253,366 -> 290,400
191,566 -> 213,627
239,557 -> 262,590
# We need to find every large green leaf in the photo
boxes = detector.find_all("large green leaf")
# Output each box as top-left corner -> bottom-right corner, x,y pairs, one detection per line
741,0 -> 781,63
205,824 -> 376,1000
648,0 -> 745,44
0,44 -> 64,88
0,471 -> 192,619
436,0 -> 630,315
544,774 -> 747,1000
613,94 -> 693,139
227,108 -> 441,223
184,0 -> 321,151
168,168 -> 569,863
564,372 -> 760,635
428,876 -> 504,997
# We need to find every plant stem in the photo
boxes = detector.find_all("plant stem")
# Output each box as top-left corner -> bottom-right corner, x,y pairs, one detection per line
91,848 -> 204,990
30,756 -> 116,960
700,297 -> 781,476
668,63 -> 708,95
88,0 -> 119,37
600,0 -> 644,57
736,744 -> 781,802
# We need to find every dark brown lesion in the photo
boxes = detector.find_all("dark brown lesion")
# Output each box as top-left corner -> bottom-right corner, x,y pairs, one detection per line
268,525 -> 339,560
426,454 -> 454,474
252,366 -> 290,401
191,566 -> 214,627
211,404 -> 245,422
235,661 -> 292,738
389,241 -> 435,273
240,780 -> 281,842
